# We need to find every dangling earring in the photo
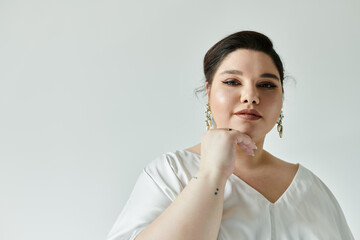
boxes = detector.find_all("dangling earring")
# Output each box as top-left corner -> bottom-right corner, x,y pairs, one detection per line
205,103 -> 213,131
277,109 -> 284,138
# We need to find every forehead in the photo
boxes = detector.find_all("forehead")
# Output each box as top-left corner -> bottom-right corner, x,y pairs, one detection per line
215,49 -> 279,77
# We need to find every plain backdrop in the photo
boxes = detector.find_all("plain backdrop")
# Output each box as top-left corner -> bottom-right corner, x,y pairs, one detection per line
0,0 -> 359,239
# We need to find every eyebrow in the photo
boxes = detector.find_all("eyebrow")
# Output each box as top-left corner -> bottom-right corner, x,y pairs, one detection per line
220,70 -> 279,81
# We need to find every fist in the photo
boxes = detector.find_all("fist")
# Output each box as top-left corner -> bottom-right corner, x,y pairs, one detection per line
199,128 -> 257,178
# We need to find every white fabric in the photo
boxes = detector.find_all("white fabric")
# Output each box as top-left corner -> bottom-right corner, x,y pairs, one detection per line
107,150 -> 354,240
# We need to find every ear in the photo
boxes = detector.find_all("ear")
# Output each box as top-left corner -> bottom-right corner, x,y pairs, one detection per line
205,82 -> 211,102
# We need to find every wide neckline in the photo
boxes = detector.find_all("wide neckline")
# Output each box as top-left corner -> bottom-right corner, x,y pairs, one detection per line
231,163 -> 301,205
181,149 -> 301,205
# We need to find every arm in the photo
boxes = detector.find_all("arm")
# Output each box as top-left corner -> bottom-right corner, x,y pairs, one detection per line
135,169 -> 227,240
136,130 -> 257,240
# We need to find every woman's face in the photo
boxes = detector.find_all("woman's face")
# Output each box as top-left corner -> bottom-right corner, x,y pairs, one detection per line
206,49 -> 283,142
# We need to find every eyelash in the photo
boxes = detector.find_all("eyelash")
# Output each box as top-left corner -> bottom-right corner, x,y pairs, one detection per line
222,80 -> 277,88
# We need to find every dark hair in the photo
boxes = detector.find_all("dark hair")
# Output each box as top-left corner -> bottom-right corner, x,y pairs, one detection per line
195,31 -> 285,99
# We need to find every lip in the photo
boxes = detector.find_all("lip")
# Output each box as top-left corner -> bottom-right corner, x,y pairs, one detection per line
235,109 -> 262,118
236,114 -> 261,121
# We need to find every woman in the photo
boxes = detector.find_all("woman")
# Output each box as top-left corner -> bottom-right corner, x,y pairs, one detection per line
107,31 -> 354,240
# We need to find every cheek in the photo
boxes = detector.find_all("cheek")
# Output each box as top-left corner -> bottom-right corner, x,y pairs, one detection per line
211,89 -> 238,110
210,89 -> 238,123
262,95 -> 283,121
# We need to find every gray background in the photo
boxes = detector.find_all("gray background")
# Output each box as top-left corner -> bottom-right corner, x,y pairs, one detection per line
0,0 -> 359,239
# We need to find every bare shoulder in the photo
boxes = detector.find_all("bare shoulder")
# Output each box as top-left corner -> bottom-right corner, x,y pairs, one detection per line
184,143 -> 201,155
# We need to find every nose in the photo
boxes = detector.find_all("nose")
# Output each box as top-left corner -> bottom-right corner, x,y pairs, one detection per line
240,85 -> 259,104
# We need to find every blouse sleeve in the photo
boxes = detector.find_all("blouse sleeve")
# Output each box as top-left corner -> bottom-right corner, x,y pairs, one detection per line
317,178 -> 355,239
106,154 -> 185,240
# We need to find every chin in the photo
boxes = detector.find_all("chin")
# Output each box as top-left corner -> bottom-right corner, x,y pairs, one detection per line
230,125 -> 264,141
232,124 -> 253,134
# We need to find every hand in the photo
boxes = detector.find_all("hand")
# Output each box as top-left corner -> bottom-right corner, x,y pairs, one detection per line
199,128 -> 257,179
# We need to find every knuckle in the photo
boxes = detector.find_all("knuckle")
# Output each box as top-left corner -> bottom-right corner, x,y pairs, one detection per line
220,131 -> 234,142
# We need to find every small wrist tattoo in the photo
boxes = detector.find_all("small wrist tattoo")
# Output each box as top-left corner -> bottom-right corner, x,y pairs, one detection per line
193,176 -> 198,179
214,188 -> 219,195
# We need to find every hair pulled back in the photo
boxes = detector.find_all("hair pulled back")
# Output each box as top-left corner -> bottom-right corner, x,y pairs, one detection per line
195,31 -> 285,98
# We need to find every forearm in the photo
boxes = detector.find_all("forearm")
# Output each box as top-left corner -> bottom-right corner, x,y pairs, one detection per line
135,170 -> 227,240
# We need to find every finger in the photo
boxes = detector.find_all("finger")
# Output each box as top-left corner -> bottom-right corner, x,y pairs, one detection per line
237,142 -> 255,156
231,131 -> 257,149
217,128 -> 257,150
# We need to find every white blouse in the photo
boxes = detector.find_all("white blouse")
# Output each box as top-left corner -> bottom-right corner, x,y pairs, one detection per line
107,150 -> 354,240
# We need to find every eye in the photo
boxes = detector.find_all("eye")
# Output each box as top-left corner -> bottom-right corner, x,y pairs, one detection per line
258,82 -> 277,88
222,79 -> 240,86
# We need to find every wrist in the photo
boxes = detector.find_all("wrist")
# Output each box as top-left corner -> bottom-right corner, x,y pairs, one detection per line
195,168 -> 229,186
